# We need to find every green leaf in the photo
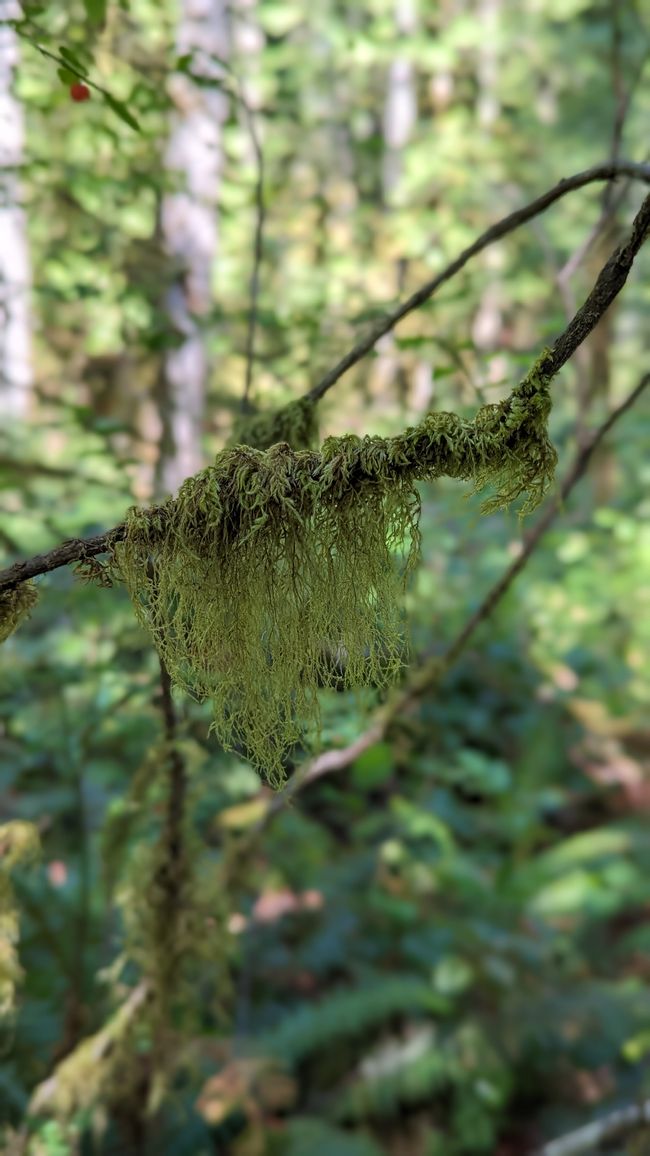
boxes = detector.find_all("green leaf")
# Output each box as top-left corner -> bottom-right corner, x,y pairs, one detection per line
57,67 -> 77,86
433,955 -> 475,996
351,742 -> 394,791
283,1119 -> 383,1156
103,93 -> 141,132
58,45 -> 89,76
83,0 -> 107,25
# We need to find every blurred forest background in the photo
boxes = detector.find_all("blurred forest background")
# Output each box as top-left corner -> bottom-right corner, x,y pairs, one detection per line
1,0 -> 650,1153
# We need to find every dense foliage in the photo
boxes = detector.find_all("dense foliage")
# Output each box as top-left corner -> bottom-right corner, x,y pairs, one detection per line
1,1 -> 649,1154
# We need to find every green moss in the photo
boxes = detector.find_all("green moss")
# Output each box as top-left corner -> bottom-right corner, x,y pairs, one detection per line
230,396 -> 318,451
116,360 -> 556,782
0,582 -> 38,644
29,982 -> 151,1119
0,822 -> 40,1016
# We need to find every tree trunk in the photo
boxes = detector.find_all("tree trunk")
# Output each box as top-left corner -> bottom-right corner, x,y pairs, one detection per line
0,4 -> 32,419
154,0 -> 230,497
382,0 -> 417,205
371,0 -> 425,411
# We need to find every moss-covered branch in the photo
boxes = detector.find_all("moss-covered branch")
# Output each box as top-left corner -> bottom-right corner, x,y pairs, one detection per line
230,395 -> 318,451
1,173 -> 648,603
1,181 -> 648,775
114,359 -> 556,779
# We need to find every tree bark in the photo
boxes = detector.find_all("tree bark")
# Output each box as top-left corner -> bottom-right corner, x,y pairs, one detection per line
0,4 -> 32,419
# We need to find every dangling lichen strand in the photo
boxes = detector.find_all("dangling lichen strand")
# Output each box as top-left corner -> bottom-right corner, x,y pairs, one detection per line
0,583 -> 38,645
116,358 -> 556,781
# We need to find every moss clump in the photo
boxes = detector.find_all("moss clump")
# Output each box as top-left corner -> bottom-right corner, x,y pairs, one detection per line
116,361 -> 556,782
0,582 -> 38,644
0,821 -> 40,1016
230,396 -> 318,451
29,981 -> 151,1119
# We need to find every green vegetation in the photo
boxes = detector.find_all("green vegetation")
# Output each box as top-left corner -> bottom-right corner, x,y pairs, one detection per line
1,1 -> 649,1154
116,360 -> 555,779
0,585 -> 39,644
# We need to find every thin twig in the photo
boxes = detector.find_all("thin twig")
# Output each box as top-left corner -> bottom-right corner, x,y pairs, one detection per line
1,174 -> 649,595
16,28 -> 135,118
0,525 -> 126,592
558,39 -> 648,285
537,191 -> 650,375
307,161 -> 650,402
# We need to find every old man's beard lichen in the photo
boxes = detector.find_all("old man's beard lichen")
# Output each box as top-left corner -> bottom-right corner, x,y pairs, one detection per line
115,358 -> 556,782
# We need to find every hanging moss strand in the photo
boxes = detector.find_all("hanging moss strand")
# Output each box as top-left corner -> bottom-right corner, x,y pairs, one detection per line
0,582 -> 39,645
115,359 -> 556,782
229,396 -> 319,451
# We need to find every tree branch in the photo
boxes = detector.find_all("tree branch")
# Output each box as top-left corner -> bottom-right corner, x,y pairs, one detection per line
307,161 -> 650,402
0,525 -> 126,592
537,1097 -> 650,1156
1,175 -> 649,596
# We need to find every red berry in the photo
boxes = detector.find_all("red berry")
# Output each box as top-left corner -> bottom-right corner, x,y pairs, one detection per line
70,83 -> 90,102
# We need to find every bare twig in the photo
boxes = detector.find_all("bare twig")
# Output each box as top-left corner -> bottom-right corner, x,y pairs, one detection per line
537,1097 -> 650,1156
1,175 -> 649,596
558,36 -> 648,286
537,191 -> 649,375
307,161 -> 650,402
0,525 -> 126,592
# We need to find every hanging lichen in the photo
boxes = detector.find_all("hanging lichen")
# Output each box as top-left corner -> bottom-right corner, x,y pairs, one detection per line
115,358 -> 556,782
0,582 -> 38,644
230,396 -> 319,451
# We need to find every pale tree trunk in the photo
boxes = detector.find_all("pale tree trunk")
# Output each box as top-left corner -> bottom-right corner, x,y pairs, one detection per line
381,0 -> 417,205
471,0 -> 506,389
0,3 -> 32,419
229,0 -> 264,409
155,0 -> 229,497
230,0 -> 263,118
372,0 -> 431,413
